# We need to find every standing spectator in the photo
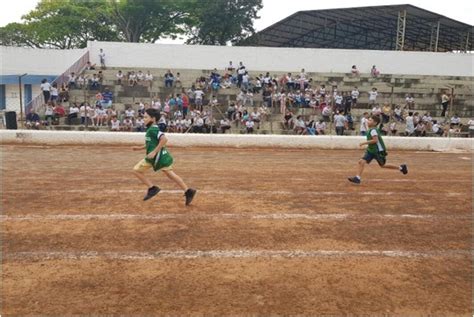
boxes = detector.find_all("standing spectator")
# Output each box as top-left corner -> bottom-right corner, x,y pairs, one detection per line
468,118 -> 474,138
40,79 -> 51,103
334,92 -> 343,113
50,83 -> 59,105
99,48 -> 106,69
194,88 -> 204,111
351,86 -> 359,108
370,65 -> 380,78
405,112 -> 415,136
68,72 -> 77,89
368,88 -> 378,105
343,92 -> 352,115
322,104 -> 332,122
360,112 -> 369,136
393,105 -> 403,122
237,62 -> 246,88
334,111 -> 348,136
441,92 -> 450,117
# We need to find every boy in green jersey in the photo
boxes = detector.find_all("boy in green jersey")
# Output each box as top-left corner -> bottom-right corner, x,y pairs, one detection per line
348,115 -> 407,184
132,108 -> 196,204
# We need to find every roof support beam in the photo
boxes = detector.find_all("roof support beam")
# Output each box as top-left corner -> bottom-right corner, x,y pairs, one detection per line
396,9 -> 407,50
429,21 -> 440,52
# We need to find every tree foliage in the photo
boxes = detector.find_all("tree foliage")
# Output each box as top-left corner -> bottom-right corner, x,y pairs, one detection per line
0,0 -> 262,48
186,0 -> 262,45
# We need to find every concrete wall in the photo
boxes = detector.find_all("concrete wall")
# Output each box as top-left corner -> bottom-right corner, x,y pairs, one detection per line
0,46 -> 87,76
88,41 -> 474,77
1,130 -> 472,152
4,85 -> 41,112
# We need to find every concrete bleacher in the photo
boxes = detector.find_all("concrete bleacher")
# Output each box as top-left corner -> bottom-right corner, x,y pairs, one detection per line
61,66 -> 472,135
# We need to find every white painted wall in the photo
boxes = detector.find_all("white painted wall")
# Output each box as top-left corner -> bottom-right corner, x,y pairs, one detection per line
88,41 -> 474,77
0,46 -> 87,76
4,85 -> 41,112
1,130 -> 472,152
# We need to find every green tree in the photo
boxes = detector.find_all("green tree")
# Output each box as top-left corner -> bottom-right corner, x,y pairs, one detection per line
186,0 -> 262,45
108,0 -> 194,43
0,0 -> 118,49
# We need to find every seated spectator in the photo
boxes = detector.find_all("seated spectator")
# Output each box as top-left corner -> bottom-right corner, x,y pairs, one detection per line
145,71 -> 153,87
246,119 -> 255,134
415,121 -> 426,137
389,121 -> 398,136
158,112 -> 168,132
450,114 -> 461,127
193,115 -> 204,133
164,70 -> 174,88
26,109 -> 41,129
67,103 -> 80,124
431,120 -> 444,136
101,88 -> 113,108
393,105 -> 403,122
294,115 -> 306,135
250,108 -> 261,129
371,65 -> 380,78
175,72 -> 181,87
77,74 -> 86,89
283,109 -> 294,130
136,70 -> 145,82
351,65 -> 360,77
85,61 -> 96,70
59,83 -> 69,102
44,102 -> 55,124
110,116 -> 121,131
132,115 -> 144,132
79,102 -> 92,125
220,118 -> 231,133
53,103 -> 66,121
469,118 -> 474,138
89,74 -> 100,90
315,119 -> 327,135
116,70 -> 124,85
97,71 -> 104,85
382,103 -> 392,123
405,94 -> 415,109
128,71 -> 138,86
122,116 -> 134,132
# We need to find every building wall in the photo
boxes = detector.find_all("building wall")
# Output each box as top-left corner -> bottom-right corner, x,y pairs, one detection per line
4,85 -> 41,112
88,41 -> 474,77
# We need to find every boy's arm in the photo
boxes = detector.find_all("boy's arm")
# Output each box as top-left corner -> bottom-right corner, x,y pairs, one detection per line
146,135 -> 168,159
359,135 -> 378,147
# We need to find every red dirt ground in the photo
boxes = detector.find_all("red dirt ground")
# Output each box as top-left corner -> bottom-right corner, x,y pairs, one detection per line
1,144 -> 472,315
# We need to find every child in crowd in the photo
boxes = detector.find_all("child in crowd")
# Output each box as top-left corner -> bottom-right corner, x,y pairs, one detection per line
132,108 -> 196,204
348,115 -> 408,184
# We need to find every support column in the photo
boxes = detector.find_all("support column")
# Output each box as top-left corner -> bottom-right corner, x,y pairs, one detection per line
396,10 -> 407,51
429,21 -> 440,52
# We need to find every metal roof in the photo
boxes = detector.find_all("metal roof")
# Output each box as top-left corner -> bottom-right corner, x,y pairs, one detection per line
241,4 -> 473,52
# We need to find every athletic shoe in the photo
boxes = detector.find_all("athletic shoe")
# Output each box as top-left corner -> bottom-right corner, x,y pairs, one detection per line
348,176 -> 361,184
400,164 -> 408,175
184,188 -> 196,206
143,186 -> 160,201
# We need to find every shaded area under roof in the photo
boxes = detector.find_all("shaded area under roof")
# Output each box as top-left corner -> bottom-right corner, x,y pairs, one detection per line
241,4 -> 473,52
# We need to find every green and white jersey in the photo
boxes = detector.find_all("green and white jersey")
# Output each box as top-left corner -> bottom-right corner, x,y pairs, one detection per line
366,128 -> 386,154
145,124 -> 173,171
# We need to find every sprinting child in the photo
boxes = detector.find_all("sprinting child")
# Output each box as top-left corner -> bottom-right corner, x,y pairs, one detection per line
348,115 -> 408,184
132,108 -> 196,204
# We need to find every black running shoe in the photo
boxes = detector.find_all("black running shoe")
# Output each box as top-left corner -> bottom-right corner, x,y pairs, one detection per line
348,176 -> 361,184
184,188 -> 196,206
143,186 -> 160,201
400,164 -> 408,175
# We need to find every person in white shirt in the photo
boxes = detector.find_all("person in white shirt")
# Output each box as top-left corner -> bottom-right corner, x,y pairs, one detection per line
315,120 -> 326,135
79,102 -> 91,125
450,114 -> 461,127
360,112 -> 369,136
99,48 -> 106,69
245,119 -> 255,134
135,116 -> 145,132
431,120 -> 444,136
128,71 -> 137,86
67,103 -> 80,124
194,89 -> 204,111
125,106 -> 135,119
351,87 -> 360,107
136,70 -> 145,82
50,83 -> 59,105
40,79 -> 52,103
110,116 -> 120,131
368,88 -> 378,105
113,71 -> 122,86
405,112 -> 415,136
220,118 -> 231,133
468,118 -> 474,138
334,111 -> 348,136
68,72 -> 77,89
145,71 -> 153,87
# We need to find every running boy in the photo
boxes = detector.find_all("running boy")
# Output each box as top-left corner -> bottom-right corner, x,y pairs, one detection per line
132,108 -> 196,204
348,115 -> 407,184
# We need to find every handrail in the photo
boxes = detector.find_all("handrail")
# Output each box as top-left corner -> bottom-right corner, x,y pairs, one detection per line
25,50 -> 90,114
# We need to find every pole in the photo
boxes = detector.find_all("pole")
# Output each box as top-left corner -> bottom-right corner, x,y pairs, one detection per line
18,73 -> 27,128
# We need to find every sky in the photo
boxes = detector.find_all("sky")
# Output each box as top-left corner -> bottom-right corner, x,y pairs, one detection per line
1,0 -> 473,44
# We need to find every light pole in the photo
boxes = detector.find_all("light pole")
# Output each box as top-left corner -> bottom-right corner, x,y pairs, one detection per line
18,73 -> 28,128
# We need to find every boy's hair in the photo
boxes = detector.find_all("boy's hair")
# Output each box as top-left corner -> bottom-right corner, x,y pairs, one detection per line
145,108 -> 161,121
370,115 -> 381,125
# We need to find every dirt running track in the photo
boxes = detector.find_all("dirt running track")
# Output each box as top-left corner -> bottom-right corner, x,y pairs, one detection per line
1,144 -> 472,315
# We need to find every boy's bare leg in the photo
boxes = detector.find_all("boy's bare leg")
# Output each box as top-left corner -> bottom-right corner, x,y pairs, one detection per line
357,159 -> 367,177
381,164 -> 400,170
163,170 -> 188,191
133,170 -> 153,188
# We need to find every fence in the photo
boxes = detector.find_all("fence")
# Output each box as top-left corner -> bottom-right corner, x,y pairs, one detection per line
25,51 -> 90,114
